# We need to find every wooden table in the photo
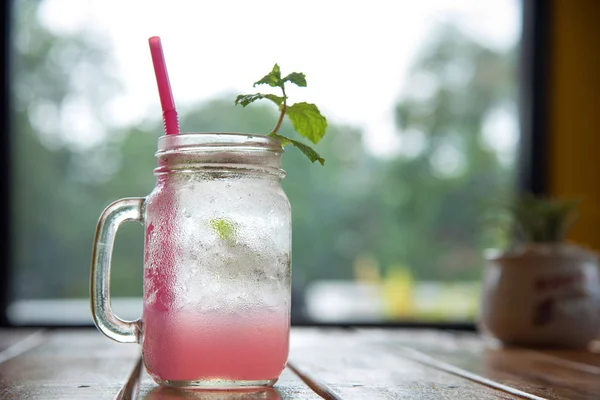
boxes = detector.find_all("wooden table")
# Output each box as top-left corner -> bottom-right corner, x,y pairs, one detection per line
1,328 -> 600,399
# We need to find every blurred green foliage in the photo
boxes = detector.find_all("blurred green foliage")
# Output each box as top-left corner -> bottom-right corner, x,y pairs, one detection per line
11,2 -> 516,305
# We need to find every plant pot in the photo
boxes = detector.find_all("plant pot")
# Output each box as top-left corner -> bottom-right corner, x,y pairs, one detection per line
479,243 -> 600,348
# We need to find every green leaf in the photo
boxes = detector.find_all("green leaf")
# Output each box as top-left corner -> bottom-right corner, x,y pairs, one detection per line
269,133 -> 325,165
263,94 -> 285,106
209,218 -> 239,244
235,93 -> 284,107
268,132 -> 291,145
285,102 -> 328,144
283,72 -> 307,87
235,94 -> 261,107
253,64 -> 282,87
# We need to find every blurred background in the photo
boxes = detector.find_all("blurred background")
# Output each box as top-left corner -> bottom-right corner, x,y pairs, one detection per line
8,0 -> 522,324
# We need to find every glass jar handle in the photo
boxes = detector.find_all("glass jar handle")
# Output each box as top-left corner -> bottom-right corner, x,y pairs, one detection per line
90,198 -> 145,343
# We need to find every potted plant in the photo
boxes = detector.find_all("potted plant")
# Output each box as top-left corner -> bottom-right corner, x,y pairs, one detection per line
479,194 -> 600,347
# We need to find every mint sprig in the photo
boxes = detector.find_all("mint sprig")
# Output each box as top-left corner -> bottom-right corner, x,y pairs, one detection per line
235,64 -> 327,165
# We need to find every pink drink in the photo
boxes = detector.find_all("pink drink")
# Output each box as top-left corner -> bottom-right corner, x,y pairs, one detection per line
142,305 -> 290,384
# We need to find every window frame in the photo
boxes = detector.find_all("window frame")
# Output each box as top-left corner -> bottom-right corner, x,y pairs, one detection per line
518,0 -> 551,195
0,0 -> 549,328
1,0 -> 13,327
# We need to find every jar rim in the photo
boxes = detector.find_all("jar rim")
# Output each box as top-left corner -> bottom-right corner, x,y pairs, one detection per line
157,132 -> 283,155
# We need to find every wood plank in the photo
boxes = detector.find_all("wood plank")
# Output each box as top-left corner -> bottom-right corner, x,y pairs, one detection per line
117,356 -> 143,400
0,328 -> 319,399
274,368 -> 324,400
0,329 -> 42,351
0,329 -> 46,364
289,328 -> 520,399
535,348 -> 600,371
357,329 -> 600,400
5,327 -> 599,399
0,329 -> 140,400
136,363 -> 322,399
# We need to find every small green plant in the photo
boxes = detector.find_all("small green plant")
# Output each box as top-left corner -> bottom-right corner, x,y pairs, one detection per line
235,64 -> 328,165
509,194 -> 579,243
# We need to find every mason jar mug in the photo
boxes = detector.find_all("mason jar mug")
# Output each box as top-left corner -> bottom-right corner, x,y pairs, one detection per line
90,133 -> 292,389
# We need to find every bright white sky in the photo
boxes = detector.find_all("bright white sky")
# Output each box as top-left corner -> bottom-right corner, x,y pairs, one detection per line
38,0 -> 520,157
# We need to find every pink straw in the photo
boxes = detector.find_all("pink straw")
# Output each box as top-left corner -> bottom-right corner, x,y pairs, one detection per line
146,36 -> 178,310
148,36 -> 179,135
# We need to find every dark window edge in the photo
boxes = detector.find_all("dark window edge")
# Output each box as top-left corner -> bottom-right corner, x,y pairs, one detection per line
518,0 -> 551,195
0,0 -> 12,327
